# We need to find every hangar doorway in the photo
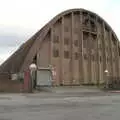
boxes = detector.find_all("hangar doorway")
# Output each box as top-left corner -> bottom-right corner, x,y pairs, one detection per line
36,68 -> 52,87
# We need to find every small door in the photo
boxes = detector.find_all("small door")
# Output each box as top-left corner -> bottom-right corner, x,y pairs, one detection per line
36,69 -> 52,86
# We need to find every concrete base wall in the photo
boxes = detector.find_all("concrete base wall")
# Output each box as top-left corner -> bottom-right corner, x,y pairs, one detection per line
0,73 -> 22,93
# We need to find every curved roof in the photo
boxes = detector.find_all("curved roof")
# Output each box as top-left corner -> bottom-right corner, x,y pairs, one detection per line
0,8 -> 119,73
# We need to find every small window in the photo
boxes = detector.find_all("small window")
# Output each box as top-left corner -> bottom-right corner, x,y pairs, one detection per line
64,51 -> 70,59
64,38 -> 69,45
74,28 -> 79,34
83,18 -> 89,26
106,56 -> 109,62
106,47 -> 109,52
91,34 -> 97,40
75,52 -> 79,60
33,55 -> 37,64
74,40 -> 79,47
113,58 -> 115,62
53,49 -> 59,57
90,21 -> 96,32
64,26 -> 69,32
99,56 -> 102,62
99,44 -> 102,50
119,47 -> 120,56
53,35 -> 59,43
91,55 -> 95,61
114,48 -> 116,53
83,31 -> 89,40
90,14 -> 95,19
83,11 -> 88,16
84,54 -> 88,60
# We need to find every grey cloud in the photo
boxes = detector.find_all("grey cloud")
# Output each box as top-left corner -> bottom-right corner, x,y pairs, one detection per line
0,24 -> 34,35
0,34 -> 25,47
0,25 -> 38,64
0,25 -> 36,47
0,46 -> 20,65
0,25 -> 30,64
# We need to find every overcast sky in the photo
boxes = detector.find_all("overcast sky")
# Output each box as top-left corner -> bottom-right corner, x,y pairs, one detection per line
0,0 -> 120,64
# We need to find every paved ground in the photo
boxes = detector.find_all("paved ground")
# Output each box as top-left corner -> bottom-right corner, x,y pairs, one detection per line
0,88 -> 120,120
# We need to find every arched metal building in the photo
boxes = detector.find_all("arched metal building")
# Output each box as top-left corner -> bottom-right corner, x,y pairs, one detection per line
0,9 -> 120,86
